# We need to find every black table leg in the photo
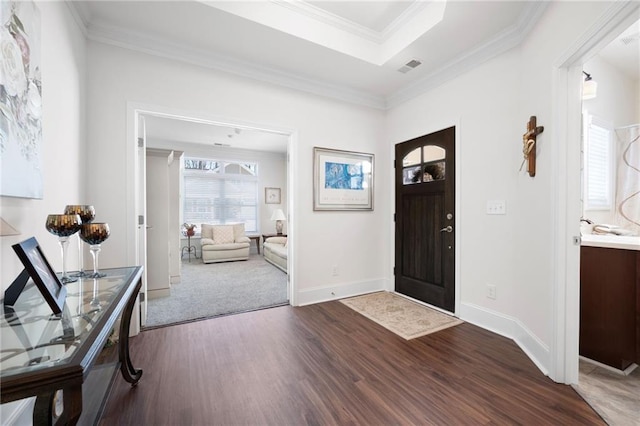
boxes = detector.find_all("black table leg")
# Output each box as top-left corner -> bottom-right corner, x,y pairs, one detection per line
118,278 -> 143,385
34,384 -> 82,426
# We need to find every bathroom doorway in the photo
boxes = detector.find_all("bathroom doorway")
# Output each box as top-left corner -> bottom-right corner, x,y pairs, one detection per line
572,17 -> 640,424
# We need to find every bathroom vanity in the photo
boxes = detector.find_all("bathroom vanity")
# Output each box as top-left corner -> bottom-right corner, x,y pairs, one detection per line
580,235 -> 640,370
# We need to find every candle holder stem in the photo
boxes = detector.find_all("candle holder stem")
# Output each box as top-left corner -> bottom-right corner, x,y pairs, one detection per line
89,244 -> 106,278
90,278 -> 101,311
71,234 -> 87,277
58,236 -> 77,283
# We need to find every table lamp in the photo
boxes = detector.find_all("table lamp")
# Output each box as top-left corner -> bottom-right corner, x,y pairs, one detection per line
270,209 -> 286,235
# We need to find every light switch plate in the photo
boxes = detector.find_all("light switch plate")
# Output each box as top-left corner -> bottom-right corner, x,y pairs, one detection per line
486,200 -> 506,215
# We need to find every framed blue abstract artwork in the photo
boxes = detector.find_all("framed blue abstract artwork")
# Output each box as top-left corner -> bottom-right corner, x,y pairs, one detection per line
313,147 -> 374,211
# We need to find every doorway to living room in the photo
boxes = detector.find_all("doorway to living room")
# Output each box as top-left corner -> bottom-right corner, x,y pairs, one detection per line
128,105 -> 295,329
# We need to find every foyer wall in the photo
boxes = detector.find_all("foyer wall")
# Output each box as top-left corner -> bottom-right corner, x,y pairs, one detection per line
85,41 -> 389,304
0,2 -> 86,290
0,3 -> 86,424
385,1 -> 616,373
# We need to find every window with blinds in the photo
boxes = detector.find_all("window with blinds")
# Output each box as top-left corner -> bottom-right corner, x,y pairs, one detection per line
183,158 -> 258,233
584,114 -> 613,211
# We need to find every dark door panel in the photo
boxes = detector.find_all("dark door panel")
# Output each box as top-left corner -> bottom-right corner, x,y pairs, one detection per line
395,127 -> 455,312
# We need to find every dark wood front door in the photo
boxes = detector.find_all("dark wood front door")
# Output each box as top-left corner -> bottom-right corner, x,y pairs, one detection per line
395,127 -> 455,312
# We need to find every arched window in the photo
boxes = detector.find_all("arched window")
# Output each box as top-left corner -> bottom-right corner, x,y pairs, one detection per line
402,145 -> 446,185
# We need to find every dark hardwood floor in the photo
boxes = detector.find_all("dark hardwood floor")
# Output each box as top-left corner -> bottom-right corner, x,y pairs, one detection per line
100,301 -> 604,425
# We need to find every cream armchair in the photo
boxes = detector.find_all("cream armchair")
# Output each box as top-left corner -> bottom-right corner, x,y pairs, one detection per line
200,223 -> 250,263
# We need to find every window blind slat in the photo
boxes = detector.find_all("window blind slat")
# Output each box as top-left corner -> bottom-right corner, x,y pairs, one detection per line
585,117 -> 612,210
183,159 -> 258,232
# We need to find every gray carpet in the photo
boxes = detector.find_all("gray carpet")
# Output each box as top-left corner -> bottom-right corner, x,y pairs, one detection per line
145,254 -> 288,328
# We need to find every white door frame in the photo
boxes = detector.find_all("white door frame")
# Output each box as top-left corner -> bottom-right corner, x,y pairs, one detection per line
125,102 -> 298,333
550,1 -> 639,384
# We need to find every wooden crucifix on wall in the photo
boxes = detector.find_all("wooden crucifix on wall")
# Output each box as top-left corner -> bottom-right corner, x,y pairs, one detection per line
519,116 -> 544,177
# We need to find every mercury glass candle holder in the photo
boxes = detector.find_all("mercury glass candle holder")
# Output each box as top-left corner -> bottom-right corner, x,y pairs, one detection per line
79,223 -> 110,278
45,214 -> 82,284
64,205 -> 96,278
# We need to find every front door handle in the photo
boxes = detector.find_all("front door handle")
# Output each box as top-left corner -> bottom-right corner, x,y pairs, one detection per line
440,225 -> 453,233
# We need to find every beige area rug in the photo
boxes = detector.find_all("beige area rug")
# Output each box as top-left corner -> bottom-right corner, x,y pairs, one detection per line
340,292 -> 463,340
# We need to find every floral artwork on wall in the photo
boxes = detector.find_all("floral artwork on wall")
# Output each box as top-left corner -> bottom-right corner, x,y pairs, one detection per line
1,0 -> 42,199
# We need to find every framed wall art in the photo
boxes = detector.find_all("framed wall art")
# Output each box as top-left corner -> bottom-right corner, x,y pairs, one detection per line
0,0 -> 43,199
265,187 -> 281,204
313,147 -> 374,211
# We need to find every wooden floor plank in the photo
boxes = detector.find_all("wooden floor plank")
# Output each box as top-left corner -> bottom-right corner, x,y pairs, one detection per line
100,302 -> 604,425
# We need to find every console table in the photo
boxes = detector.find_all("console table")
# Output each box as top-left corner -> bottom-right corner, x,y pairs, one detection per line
1,266 -> 144,425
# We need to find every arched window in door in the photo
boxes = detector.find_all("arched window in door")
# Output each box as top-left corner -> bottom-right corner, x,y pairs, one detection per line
402,145 -> 446,185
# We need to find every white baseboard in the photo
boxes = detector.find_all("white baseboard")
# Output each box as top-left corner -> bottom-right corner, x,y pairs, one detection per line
460,302 -> 550,376
296,278 -> 386,306
147,288 -> 171,299
170,275 -> 181,284
579,356 -> 638,376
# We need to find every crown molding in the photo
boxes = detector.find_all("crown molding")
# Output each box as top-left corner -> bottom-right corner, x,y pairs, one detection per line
555,1 -> 640,68
65,0 -> 89,37
381,1 -> 431,41
70,1 -> 546,112
272,0 -> 381,43
385,2 -> 548,109
271,0 -> 429,44
87,21 -> 386,110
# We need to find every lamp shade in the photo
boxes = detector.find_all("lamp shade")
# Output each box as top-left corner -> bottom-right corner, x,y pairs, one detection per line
582,77 -> 597,100
270,209 -> 286,221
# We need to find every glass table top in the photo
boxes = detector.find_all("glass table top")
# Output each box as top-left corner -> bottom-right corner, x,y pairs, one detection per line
1,267 -> 140,379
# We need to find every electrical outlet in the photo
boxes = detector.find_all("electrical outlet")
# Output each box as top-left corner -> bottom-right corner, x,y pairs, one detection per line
486,200 -> 506,215
487,285 -> 497,300
332,265 -> 339,276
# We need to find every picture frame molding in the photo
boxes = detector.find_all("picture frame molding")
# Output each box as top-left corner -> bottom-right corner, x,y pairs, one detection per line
313,146 -> 374,211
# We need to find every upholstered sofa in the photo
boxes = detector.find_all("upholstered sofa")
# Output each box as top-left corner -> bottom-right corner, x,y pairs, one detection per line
200,223 -> 250,264
263,236 -> 287,272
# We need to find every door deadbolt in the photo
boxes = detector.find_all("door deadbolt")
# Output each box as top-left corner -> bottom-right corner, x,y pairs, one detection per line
446,213 -> 453,220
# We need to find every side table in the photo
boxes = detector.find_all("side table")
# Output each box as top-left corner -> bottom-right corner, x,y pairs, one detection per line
246,235 -> 261,254
181,234 -> 198,262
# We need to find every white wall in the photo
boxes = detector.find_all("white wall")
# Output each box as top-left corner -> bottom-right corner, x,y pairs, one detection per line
0,2 -> 86,424
582,54 -> 640,225
86,42 -> 389,304
385,1 -> 615,374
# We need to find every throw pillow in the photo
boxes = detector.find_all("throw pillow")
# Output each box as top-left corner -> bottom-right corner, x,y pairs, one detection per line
200,224 -> 214,240
213,225 -> 234,244
232,223 -> 245,242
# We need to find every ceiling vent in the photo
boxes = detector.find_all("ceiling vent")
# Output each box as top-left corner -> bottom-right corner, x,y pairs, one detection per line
620,32 -> 639,45
213,142 -> 231,147
397,59 -> 422,74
